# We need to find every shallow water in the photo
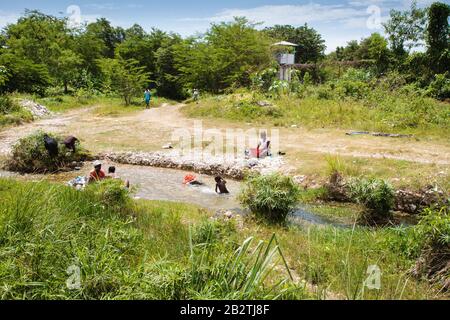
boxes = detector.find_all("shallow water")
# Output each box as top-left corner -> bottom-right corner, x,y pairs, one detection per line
117,164 -> 243,212
0,165 -> 353,227
291,207 -> 350,228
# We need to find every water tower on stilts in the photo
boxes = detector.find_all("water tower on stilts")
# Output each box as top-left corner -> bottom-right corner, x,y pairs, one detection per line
273,41 -> 298,82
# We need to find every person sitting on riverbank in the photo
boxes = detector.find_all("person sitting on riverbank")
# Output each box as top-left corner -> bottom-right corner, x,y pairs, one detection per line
107,166 -> 130,189
215,176 -> 229,194
183,174 -> 203,186
88,160 -> 106,183
257,131 -> 271,158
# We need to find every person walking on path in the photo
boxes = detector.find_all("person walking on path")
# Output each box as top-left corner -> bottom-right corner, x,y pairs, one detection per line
193,89 -> 199,103
144,89 -> 152,109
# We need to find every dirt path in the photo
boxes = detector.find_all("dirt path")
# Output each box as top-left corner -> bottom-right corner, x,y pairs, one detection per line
1,103 -> 449,169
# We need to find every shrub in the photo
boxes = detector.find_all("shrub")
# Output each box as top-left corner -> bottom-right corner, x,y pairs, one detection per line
315,85 -> 335,100
335,79 -> 369,99
252,67 -> 278,92
347,178 -> 394,222
239,173 -> 300,223
341,68 -> 373,82
268,80 -> 290,98
0,95 -> 32,127
426,73 -> 450,100
0,95 -> 33,127
388,207 -> 450,290
6,131 -> 91,173
85,179 -> 131,211
0,95 -> 20,114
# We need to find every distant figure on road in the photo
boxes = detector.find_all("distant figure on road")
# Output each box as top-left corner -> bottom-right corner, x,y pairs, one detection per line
193,89 -> 199,103
144,89 -> 152,109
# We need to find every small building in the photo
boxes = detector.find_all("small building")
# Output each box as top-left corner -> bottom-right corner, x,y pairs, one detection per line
272,41 -> 298,82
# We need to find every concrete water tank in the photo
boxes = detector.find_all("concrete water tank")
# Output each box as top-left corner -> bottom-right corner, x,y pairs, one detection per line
277,53 -> 295,65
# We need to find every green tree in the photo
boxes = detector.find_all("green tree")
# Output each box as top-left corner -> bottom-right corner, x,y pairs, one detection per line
116,28 -> 169,79
426,2 -> 450,74
383,1 -> 427,59
358,33 -> 391,73
342,40 -> 361,61
98,58 -> 150,105
0,53 -> 51,95
55,49 -> 83,93
3,10 -> 71,90
85,18 -> 125,58
155,35 -> 186,99
264,24 -> 326,63
175,17 -> 272,92
74,30 -> 106,78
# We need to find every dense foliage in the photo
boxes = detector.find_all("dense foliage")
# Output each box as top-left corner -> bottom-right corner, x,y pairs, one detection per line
239,174 -> 300,223
6,131 -> 91,173
347,178 -> 395,223
0,95 -> 32,126
0,178 -> 305,299
0,2 -> 447,101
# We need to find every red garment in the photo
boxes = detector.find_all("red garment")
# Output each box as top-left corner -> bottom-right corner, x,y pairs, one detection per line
90,169 -> 106,181
183,174 -> 196,184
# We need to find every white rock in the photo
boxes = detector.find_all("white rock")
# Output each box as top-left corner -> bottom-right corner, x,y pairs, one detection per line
20,100 -> 52,118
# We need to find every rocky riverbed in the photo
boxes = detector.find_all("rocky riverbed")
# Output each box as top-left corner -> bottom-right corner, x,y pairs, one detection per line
99,150 -> 285,180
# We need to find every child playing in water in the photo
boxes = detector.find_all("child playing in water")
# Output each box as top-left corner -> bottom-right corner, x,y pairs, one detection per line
183,174 -> 204,186
215,176 -> 229,194
107,166 -> 130,189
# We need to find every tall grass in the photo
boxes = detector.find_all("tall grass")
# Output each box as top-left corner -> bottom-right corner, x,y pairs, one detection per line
0,178 -> 444,300
182,86 -> 450,138
0,94 -> 33,128
239,174 -> 300,223
0,178 -> 303,300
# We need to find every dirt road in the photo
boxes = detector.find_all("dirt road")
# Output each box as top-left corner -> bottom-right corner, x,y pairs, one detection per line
1,103 -> 449,169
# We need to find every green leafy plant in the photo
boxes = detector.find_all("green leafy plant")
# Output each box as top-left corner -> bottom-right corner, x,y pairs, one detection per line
188,229 -> 302,299
6,131 -> 91,173
239,173 -> 300,223
426,72 -> 450,100
347,177 -> 394,222
0,95 -> 20,114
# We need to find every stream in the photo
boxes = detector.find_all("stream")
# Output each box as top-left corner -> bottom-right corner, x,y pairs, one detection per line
2,164 -> 408,228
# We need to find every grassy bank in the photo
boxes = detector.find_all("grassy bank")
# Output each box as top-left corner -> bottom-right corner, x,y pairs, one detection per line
0,178 -> 445,299
288,153 -> 449,191
182,88 -> 450,139
0,95 -> 33,128
7,93 -> 175,115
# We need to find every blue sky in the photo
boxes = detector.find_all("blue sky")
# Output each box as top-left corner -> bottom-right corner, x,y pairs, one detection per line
0,0 -> 434,53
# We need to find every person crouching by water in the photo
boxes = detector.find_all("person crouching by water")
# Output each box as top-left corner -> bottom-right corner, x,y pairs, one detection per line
88,160 -> 106,184
144,89 -> 152,109
183,174 -> 203,186
215,176 -> 229,194
107,166 -> 130,189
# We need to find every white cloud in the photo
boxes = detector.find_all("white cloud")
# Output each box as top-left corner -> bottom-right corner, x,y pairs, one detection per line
0,11 -> 20,28
84,3 -> 144,11
182,3 -> 372,26
178,2 -> 393,33
178,2 -> 393,52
